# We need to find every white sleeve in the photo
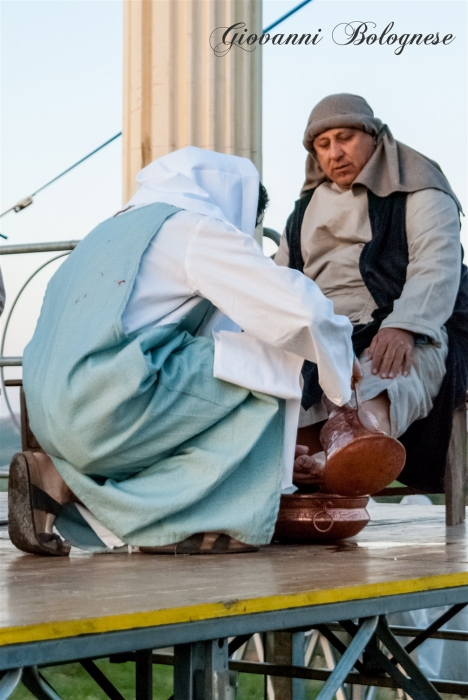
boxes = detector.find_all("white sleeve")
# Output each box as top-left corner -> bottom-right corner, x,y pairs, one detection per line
381,189 -> 461,343
186,217 -> 354,404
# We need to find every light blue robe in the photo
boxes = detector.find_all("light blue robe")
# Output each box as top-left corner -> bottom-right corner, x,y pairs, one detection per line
23,203 -> 286,549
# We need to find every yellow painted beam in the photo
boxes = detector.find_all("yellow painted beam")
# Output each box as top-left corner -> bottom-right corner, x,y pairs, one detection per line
2,571 -> 468,647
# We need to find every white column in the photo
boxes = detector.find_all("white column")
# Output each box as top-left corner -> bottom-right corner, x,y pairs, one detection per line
123,0 -> 262,202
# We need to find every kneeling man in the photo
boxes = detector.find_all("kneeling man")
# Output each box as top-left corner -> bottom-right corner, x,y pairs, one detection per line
10,146 -> 355,556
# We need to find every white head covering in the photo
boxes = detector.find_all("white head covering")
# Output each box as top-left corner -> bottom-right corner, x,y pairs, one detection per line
125,146 -> 260,237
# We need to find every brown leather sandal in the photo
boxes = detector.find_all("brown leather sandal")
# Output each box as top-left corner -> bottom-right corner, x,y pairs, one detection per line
8,452 -> 71,556
139,532 -> 258,555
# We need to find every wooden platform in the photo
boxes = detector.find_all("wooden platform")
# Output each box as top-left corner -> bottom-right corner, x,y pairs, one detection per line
1,503 -> 468,665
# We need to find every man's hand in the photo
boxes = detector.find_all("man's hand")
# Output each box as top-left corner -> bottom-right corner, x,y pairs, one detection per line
367,328 -> 415,378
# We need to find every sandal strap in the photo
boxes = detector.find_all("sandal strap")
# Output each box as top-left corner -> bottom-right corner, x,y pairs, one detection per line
37,532 -> 70,553
31,484 -> 62,517
175,532 -> 205,554
212,533 -> 231,553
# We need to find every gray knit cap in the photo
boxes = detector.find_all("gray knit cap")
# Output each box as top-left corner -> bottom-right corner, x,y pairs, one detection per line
303,94 -> 383,150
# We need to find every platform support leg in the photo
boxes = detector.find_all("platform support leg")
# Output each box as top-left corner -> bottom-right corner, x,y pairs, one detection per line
21,667 -> 62,700
135,649 -> 153,700
0,669 -> 22,700
265,631 -> 306,700
445,405 -> 467,526
173,639 -> 232,700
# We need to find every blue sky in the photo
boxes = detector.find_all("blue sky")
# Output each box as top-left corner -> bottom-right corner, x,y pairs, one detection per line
0,0 -> 467,417
262,0 -> 467,239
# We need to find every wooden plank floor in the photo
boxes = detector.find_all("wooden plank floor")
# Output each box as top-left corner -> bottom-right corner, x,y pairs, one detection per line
0,503 -> 467,647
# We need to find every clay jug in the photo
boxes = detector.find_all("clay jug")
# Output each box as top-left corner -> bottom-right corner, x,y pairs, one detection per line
318,384 -> 406,497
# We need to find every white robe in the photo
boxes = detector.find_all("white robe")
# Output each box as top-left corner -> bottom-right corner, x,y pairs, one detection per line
72,148 -> 354,548
122,208 -> 354,481
82,207 -> 355,548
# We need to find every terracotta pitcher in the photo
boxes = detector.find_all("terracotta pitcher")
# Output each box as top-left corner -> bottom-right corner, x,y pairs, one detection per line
294,384 -> 406,497
318,383 -> 406,496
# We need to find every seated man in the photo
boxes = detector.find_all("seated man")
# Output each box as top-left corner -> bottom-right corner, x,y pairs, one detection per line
9,146 -> 355,556
275,93 -> 468,492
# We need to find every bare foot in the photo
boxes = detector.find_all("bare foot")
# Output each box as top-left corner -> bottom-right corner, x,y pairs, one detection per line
32,452 -> 76,505
293,445 -> 326,483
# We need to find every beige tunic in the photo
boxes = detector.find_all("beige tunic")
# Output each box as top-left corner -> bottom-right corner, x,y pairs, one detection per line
275,184 -> 461,436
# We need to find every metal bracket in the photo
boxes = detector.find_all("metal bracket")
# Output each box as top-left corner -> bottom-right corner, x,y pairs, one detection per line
403,602 -> 467,654
340,616 -> 443,700
315,617 -> 378,700
375,616 -> 442,700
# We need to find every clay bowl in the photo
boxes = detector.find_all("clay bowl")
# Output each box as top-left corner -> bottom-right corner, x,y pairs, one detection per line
274,492 -> 370,543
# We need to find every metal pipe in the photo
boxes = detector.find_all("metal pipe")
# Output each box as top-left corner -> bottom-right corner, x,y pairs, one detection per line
263,228 -> 281,247
144,653 -> 468,696
118,653 -> 468,696
404,602 -> 467,654
0,357 -> 22,367
325,622 -> 468,642
0,252 -> 70,431
0,241 -> 79,255
390,625 -> 468,643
